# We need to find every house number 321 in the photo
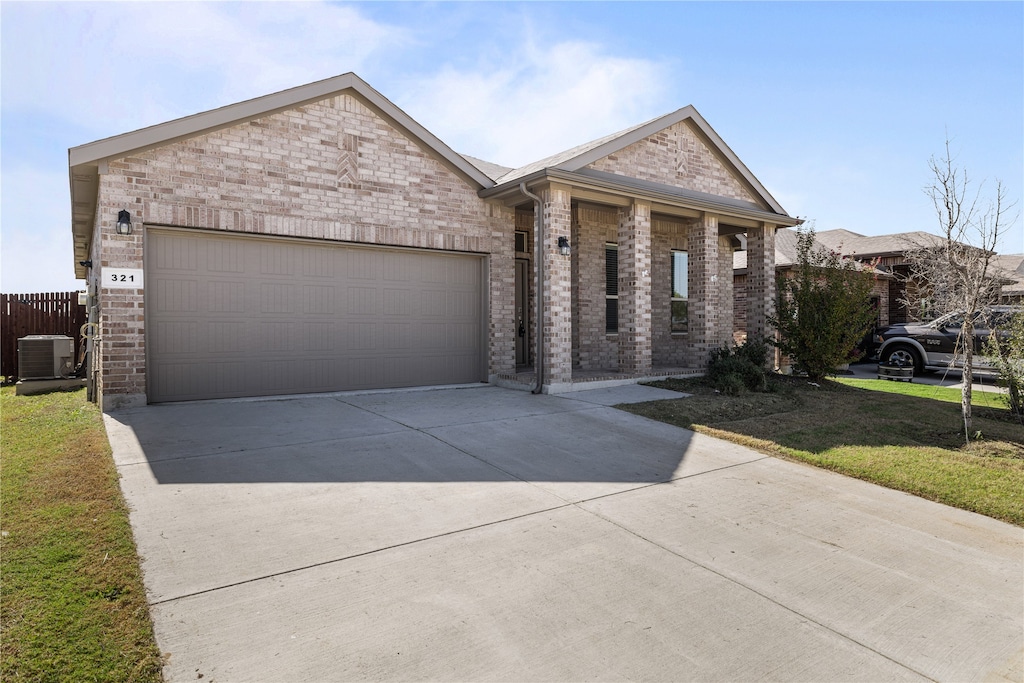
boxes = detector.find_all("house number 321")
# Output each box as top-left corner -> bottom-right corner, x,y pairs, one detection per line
104,268 -> 144,289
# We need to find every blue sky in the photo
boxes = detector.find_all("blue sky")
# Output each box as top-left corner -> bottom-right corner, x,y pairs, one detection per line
2,1 -> 1021,292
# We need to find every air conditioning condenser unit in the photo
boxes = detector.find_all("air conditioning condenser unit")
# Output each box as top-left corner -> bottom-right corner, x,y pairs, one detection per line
18,335 -> 75,380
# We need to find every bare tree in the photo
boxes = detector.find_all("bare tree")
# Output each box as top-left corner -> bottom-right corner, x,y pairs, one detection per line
902,138 -> 1018,441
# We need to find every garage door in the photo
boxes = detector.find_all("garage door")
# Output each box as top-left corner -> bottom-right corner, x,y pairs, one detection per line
146,229 -> 486,402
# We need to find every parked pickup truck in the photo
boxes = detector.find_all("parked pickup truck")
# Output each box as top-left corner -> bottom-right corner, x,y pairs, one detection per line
872,306 -> 1021,374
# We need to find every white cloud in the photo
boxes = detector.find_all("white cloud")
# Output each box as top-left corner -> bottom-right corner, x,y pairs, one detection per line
0,2 -> 678,293
399,37 -> 673,167
2,2 -> 411,137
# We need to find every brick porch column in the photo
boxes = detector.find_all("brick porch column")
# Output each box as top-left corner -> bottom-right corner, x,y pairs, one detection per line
539,183 -> 573,390
717,233 -> 734,348
687,212 -> 720,368
746,222 -> 776,342
617,200 -> 652,374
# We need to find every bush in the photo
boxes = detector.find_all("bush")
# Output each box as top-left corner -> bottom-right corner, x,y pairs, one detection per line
707,337 -> 772,395
986,309 -> 1024,422
769,225 -> 878,382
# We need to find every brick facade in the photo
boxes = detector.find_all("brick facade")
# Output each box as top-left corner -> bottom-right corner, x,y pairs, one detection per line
79,76 -> 791,405
587,120 -> 758,204
90,93 -> 513,408
572,204 -> 617,370
616,201 -> 652,373
539,183 -> 573,388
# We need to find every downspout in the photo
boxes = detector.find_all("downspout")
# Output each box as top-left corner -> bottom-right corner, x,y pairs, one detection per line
519,182 -> 544,394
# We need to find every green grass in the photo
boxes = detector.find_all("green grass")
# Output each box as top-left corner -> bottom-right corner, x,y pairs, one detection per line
835,377 -> 1009,409
625,376 -> 1024,526
1,386 -> 163,682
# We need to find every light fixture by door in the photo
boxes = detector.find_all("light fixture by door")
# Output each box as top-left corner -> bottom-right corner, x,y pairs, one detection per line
557,236 -> 570,256
116,209 -> 132,235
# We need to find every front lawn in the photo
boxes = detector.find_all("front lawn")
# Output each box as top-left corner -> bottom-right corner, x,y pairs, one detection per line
624,376 -> 1024,526
0,386 -> 163,681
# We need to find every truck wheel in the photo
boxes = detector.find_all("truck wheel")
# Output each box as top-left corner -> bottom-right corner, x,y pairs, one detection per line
883,345 -> 923,374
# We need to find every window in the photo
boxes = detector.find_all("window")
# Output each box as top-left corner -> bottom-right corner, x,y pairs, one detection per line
515,230 -> 529,254
671,250 -> 688,333
605,244 -> 618,333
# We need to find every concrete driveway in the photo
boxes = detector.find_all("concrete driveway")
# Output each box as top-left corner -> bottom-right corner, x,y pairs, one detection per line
105,385 -> 1023,682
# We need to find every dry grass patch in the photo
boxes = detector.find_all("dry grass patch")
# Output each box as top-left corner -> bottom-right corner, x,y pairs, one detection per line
623,376 -> 1024,526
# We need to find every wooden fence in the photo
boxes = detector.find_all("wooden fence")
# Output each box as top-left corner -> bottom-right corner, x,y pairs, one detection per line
1,292 -> 88,381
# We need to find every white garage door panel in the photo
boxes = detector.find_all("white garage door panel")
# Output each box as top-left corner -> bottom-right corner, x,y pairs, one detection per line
147,230 -> 485,402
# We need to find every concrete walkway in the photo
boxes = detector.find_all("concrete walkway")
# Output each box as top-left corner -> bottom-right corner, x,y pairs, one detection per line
105,385 -> 1023,682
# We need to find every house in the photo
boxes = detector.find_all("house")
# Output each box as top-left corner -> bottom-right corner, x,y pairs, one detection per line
813,229 -> 1022,321
993,254 -> 1024,304
812,229 -> 946,324
69,73 -> 799,409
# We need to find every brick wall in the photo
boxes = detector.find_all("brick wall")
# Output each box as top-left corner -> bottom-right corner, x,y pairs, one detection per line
539,183 -> 573,387
650,216 -> 690,366
617,201 -> 652,373
745,223 -> 776,342
93,92 -> 513,407
586,120 -> 757,204
686,214 -> 721,367
574,204 -> 618,370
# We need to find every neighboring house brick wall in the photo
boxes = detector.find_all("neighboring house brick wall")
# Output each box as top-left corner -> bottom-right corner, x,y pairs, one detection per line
586,120 -> 757,205
95,93 -> 513,407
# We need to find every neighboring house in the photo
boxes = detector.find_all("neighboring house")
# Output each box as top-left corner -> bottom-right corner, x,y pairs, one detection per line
69,72 -> 799,409
814,229 -> 1021,321
733,228 -> 890,345
812,229 -> 949,324
993,254 -> 1024,304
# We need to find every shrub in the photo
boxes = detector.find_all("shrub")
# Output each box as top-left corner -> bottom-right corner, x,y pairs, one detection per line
707,337 -> 771,394
986,308 -> 1024,422
769,225 -> 878,382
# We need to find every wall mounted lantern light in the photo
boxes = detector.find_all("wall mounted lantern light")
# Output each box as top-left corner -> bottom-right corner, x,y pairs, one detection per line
116,209 -> 133,235
557,236 -> 571,256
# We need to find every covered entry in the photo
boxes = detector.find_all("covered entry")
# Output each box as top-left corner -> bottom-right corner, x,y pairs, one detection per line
146,229 -> 486,402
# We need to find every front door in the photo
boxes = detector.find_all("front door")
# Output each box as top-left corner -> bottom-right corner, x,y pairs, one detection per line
515,258 -> 529,366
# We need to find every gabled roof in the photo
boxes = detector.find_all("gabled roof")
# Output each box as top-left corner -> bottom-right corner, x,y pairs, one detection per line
814,229 -> 946,258
733,226 -> 804,271
71,72 -> 801,278
992,254 -> 1024,297
484,105 -> 791,219
734,227 -> 889,277
461,155 -> 514,182
69,73 -> 494,276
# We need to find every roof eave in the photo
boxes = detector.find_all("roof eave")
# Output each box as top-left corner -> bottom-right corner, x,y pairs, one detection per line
69,73 -> 495,277
480,168 -> 802,228
68,73 -> 493,188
